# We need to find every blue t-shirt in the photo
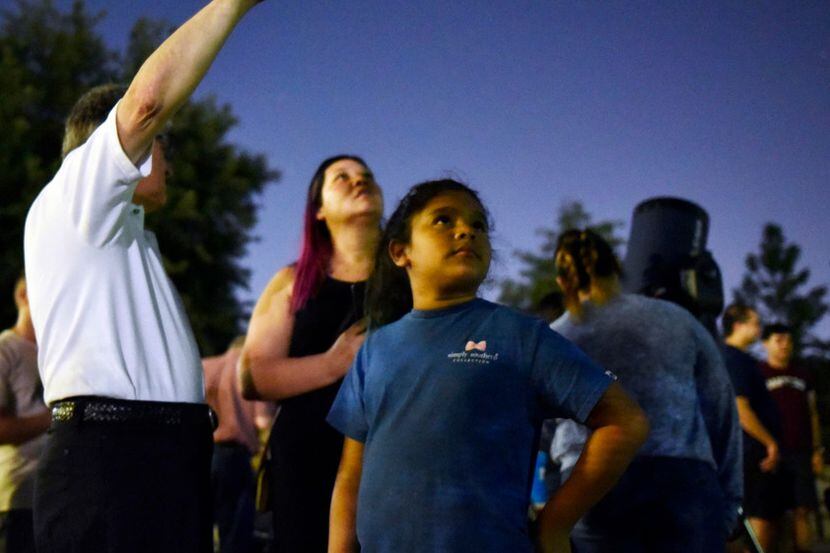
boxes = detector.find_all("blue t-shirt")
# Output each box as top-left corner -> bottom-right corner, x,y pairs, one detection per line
327,298 -> 612,553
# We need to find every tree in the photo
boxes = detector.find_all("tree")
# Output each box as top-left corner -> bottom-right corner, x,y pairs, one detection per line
497,201 -> 624,312
1,0 -> 117,326
0,1 -> 279,354
734,223 -> 828,357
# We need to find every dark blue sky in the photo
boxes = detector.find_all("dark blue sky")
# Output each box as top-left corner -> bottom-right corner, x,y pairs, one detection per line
58,0 -> 830,339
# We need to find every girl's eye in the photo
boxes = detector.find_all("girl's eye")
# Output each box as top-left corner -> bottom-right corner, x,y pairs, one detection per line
433,215 -> 450,225
334,172 -> 348,181
473,220 -> 488,232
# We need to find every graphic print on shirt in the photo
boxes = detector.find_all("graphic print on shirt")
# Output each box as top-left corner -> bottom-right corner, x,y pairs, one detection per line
447,338 -> 499,364
766,375 -> 807,392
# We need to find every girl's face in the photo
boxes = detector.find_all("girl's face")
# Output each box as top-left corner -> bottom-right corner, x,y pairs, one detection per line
316,159 -> 383,226
391,190 -> 492,302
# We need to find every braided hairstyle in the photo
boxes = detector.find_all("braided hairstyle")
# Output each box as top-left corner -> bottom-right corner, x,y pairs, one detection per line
365,179 -> 489,329
554,229 -> 621,293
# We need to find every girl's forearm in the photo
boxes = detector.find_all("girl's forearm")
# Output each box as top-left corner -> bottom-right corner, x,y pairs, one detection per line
329,439 -> 364,553
539,384 -> 649,541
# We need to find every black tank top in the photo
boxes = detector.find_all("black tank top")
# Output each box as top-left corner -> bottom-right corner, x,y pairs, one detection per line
267,276 -> 365,552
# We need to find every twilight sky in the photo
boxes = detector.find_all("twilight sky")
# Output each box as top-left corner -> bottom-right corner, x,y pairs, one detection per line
56,0 -> 830,339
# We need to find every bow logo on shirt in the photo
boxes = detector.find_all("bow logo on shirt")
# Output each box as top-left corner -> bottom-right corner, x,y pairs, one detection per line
465,340 -> 487,352
448,339 -> 498,364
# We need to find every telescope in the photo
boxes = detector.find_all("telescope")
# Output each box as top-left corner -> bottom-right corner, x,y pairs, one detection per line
622,196 -> 724,336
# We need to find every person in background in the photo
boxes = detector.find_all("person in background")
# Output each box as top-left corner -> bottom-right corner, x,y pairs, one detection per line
203,336 -> 275,553
721,304 -> 785,552
550,229 -> 742,552
761,323 -> 823,553
240,156 -> 383,552
0,276 -> 50,553
328,180 -> 648,553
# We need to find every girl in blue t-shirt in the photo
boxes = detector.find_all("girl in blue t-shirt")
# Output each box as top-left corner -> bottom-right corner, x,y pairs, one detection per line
327,179 -> 649,553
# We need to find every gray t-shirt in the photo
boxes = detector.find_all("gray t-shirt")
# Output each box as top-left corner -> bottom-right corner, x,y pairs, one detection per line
0,329 -> 47,510
550,294 -> 742,526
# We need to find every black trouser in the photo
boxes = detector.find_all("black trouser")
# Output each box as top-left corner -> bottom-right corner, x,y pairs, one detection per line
0,509 -> 35,553
569,456 -> 727,553
33,397 -> 214,553
212,442 -> 255,553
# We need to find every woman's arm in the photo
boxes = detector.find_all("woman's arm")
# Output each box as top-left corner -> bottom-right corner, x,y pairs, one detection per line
0,410 -> 51,445
536,382 -> 649,552
329,437 -> 364,553
808,391 -> 824,474
735,396 -> 779,472
239,266 -> 365,400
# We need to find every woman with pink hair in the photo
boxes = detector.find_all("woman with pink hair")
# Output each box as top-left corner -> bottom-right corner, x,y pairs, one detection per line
240,155 -> 382,552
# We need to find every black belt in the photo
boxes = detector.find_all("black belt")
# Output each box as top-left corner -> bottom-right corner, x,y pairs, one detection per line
51,396 -> 217,428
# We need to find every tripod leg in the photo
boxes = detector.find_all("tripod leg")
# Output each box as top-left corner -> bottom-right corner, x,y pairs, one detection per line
739,508 -> 765,553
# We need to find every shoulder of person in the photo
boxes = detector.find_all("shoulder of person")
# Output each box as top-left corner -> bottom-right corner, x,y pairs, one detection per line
264,265 -> 297,297
0,331 -> 18,373
639,294 -> 703,328
481,300 -> 552,338
624,293 -> 676,313
549,311 -> 572,333
250,265 -> 296,319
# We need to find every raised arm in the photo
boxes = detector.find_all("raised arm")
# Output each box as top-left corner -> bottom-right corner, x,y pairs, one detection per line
239,267 -> 365,401
537,382 -> 648,553
329,437 -> 364,553
117,0 -> 261,164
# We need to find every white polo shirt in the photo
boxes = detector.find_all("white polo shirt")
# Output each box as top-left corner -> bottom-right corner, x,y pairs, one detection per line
23,105 -> 204,405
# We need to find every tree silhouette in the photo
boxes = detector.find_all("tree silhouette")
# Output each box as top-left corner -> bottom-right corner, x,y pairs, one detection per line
497,201 -> 623,312
734,223 -> 828,357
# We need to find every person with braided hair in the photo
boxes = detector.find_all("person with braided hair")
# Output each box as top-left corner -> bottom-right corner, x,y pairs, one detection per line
549,229 -> 742,553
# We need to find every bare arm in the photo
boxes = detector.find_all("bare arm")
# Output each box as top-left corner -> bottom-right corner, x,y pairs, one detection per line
116,0 -> 260,164
0,410 -> 51,445
329,437 -> 363,553
735,396 -> 779,472
808,391 -> 824,473
240,267 -> 365,401
537,383 -> 649,552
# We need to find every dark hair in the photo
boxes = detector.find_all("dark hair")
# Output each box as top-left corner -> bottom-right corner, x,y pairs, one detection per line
762,322 -> 791,341
291,155 -> 369,313
721,303 -> 756,337
534,291 -> 565,323
365,179 -> 489,328
62,83 -> 128,158
554,229 -> 621,292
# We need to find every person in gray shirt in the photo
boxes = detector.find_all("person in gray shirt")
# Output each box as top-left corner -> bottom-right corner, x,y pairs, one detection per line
0,276 -> 50,553
549,229 -> 742,553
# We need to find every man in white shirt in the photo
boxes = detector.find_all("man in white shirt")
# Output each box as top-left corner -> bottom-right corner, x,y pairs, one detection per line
23,1 -> 264,551
0,276 -> 50,553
